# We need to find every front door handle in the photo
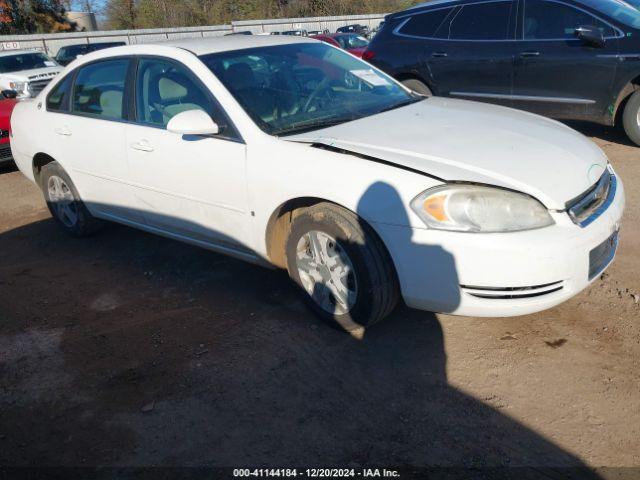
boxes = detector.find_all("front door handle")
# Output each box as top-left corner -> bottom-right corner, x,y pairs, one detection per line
520,51 -> 540,57
130,140 -> 154,153
432,51 -> 448,58
54,127 -> 72,137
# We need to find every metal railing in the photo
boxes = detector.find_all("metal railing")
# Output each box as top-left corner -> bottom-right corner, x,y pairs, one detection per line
0,13 -> 386,56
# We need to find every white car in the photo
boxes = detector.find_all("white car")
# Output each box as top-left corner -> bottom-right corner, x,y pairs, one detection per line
10,36 -> 625,332
0,49 -> 61,99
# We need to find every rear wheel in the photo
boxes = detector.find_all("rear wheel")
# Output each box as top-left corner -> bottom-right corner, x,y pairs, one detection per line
41,162 -> 103,237
622,90 -> 640,146
285,203 -> 399,333
401,78 -> 432,96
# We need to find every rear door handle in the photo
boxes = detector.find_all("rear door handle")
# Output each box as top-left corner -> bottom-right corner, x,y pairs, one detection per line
520,51 -> 540,57
432,52 -> 448,58
54,127 -> 72,137
130,140 -> 154,153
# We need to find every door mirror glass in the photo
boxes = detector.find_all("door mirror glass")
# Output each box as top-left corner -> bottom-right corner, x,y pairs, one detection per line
575,25 -> 605,48
167,109 -> 219,136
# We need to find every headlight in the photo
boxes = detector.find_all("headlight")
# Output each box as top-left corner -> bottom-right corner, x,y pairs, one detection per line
410,184 -> 554,233
8,81 -> 28,94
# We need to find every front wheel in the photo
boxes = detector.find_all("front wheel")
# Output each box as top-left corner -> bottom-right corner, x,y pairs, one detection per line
622,90 -> 640,146
285,203 -> 399,332
41,161 -> 103,237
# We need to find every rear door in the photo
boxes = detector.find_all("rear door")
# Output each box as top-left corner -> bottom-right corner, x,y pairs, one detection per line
410,0 -> 517,106
46,57 -> 138,222
512,0 -> 620,119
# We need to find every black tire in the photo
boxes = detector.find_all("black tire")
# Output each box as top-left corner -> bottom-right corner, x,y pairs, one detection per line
401,78 -> 433,96
40,161 -> 103,237
622,90 -> 640,146
285,203 -> 399,332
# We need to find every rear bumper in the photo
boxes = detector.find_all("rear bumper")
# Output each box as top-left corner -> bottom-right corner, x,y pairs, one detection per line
375,177 -> 625,317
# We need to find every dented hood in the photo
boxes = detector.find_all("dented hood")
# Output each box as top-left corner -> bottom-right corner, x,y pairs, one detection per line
285,97 -> 609,209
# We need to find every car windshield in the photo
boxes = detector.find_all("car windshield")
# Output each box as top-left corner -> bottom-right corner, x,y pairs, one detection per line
336,34 -> 369,49
200,43 -> 419,136
0,52 -> 55,73
581,0 -> 640,28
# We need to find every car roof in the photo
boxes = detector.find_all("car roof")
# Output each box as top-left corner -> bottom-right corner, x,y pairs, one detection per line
0,49 -> 44,58
398,0 -> 461,14
158,35 -> 315,55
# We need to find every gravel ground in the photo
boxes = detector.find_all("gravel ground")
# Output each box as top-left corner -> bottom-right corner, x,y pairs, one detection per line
0,122 -> 638,478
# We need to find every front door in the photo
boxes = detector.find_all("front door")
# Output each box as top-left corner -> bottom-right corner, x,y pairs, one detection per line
125,57 -> 251,251
512,0 -> 619,119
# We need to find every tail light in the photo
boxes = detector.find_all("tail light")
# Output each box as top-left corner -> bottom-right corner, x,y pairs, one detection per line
362,50 -> 376,61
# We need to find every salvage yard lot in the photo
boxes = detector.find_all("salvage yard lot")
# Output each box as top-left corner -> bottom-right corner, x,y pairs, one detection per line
0,122 -> 639,473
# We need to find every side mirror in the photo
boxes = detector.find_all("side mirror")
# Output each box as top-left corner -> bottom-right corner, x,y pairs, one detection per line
575,25 -> 605,48
167,109 -> 220,136
1,90 -> 18,99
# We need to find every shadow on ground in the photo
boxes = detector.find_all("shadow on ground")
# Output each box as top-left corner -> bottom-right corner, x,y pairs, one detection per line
0,211 -> 603,478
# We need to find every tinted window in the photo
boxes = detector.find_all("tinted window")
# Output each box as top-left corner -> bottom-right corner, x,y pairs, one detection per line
46,74 -> 73,112
135,58 -> 215,128
56,45 -> 86,63
524,0 -> 615,39
577,0 -> 640,29
72,59 -> 128,120
400,8 -> 453,38
445,2 -> 512,40
0,52 -> 56,73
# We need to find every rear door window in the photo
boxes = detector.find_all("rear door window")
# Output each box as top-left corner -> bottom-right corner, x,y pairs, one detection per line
399,8 -> 454,38
72,58 -> 129,120
441,1 -> 513,40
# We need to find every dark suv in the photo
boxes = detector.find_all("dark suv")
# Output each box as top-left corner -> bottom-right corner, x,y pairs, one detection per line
365,0 -> 640,145
54,42 -> 126,66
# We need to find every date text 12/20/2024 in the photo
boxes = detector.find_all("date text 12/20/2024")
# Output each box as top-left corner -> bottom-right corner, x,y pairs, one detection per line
233,469 -> 401,478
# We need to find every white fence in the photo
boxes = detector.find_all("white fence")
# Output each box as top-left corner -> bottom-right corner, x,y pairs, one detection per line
0,13 -> 386,56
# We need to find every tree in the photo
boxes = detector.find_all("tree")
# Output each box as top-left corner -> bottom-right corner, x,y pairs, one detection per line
105,0 -> 137,29
0,0 -> 76,34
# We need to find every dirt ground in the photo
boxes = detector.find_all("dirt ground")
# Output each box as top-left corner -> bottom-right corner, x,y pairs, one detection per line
0,122 -> 639,478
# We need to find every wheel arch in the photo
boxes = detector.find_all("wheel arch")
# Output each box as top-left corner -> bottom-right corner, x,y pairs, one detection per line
613,79 -> 640,125
32,152 -> 57,186
264,196 -> 399,285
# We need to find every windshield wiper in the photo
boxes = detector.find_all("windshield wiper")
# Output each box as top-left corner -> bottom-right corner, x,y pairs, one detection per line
276,117 -> 357,136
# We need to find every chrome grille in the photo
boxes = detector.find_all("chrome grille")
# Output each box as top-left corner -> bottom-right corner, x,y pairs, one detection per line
567,169 -> 616,228
28,79 -> 52,97
0,144 -> 13,162
461,281 -> 564,300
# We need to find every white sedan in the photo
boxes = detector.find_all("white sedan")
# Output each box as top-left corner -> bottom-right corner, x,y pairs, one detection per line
10,36 -> 625,332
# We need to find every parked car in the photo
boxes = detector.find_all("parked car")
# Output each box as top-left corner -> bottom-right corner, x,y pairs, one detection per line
0,49 -> 61,99
312,33 -> 370,57
0,94 -> 17,165
282,30 -> 308,37
10,37 -> 625,331
337,24 -> 370,37
365,0 -> 640,146
54,42 -> 127,66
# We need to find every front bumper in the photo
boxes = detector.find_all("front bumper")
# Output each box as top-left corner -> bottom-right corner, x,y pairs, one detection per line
375,176 -> 625,317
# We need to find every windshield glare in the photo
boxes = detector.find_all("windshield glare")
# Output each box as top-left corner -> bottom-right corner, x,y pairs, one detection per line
200,43 -> 417,136
0,52 -> 55,73
582,0 -> 640,28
